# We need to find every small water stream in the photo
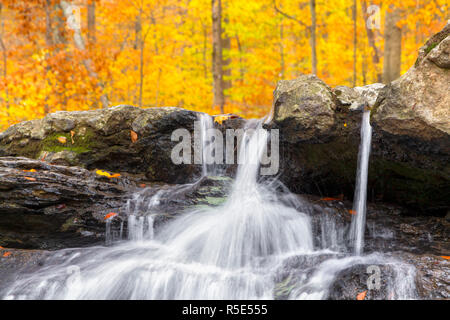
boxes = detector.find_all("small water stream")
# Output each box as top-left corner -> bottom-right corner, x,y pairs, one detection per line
350,108 -> 373,255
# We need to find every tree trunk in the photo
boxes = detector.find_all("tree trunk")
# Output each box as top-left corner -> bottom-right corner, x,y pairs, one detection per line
362,0 -> 381,82
137,9 -> 144,108
279,23 -> 285,79
53,3 -> 66,46
382,7 -> 402,84
212,0 -> 225,113
0,3 -> 9,114
222,23 -> 231,101
309,0 -> 317,75
352,0 -> 357,86
87,0 -> 96,46
60,0 -> 108,108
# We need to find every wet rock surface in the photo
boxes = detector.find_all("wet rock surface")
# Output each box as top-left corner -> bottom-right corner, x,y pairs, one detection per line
0,157 -> 132,249
328,253 -> 449,300
0,105 -> 202,184
0,156 -> 233,249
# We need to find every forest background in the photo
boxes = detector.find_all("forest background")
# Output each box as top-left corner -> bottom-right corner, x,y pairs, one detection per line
0,0 -> 448,130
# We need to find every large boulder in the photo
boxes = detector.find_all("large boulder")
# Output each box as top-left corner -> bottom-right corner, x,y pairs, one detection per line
373,23 -> 449,139
271,74 -> 337,142
370,23 -> 450,213
0,105 -> 201,184
269,25 -> 449,215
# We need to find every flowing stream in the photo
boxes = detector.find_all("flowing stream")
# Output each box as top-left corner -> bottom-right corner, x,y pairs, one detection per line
1,113 -> 416,300
349,109 -> 372,255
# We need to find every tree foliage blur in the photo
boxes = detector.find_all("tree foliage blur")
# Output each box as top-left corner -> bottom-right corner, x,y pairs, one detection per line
0,0 -> 447,130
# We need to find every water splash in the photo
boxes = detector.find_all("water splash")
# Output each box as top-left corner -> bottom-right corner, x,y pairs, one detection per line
349,108 -> 372,255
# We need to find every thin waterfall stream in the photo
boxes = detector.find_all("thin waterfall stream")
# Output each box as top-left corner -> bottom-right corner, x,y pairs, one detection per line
350,108 -> 373,255
1,113 -> 417,300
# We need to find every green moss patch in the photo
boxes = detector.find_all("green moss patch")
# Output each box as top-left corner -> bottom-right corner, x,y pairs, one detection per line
41,129 -> 95,155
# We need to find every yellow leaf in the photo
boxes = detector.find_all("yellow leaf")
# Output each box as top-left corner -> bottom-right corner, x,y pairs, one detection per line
57,136 -> 67,144
23,169 -> 37,173
213,114 -> 238,125
96,170 -> 121,179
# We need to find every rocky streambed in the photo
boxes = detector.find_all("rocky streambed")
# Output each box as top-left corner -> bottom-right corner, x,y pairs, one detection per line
0,24 -> 448,300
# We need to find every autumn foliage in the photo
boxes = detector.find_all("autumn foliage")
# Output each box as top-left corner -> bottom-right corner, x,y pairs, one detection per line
0,0 -> 447,131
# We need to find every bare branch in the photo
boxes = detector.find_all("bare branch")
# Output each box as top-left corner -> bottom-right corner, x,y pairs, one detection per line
273,0 -> 308,27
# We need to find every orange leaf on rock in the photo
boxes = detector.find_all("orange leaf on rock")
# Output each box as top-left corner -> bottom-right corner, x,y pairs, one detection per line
70,130 -> 75,144
356,290 -> 367,300
348,210 -> 357,215
320,197 -> 340,201
139,183 -> 146,188
130,130 -> 138,143
3,252 -> 11,258
24,177 -> 36,181
57,136 -> 67,144
41,152 -> 48,162
440,256 -> 450,260
109,173 -> 121,178
104,212 -> 118,220
23,169 -> 37,173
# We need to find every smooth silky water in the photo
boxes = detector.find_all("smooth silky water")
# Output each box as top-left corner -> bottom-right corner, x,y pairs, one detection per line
1,113 -> 417,300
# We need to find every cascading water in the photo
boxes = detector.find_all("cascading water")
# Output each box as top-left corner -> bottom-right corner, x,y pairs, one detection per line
349,108 -> 372,255
1,114 -> 416,300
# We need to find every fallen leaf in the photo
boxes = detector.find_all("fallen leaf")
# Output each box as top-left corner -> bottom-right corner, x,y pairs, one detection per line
440,256 -> 450,260
213,114 -> 238,124
0,246 -> 4,249
320,197 -> 341,201
23,169 -> 37,173
96,170 -> 120,179
41,152 -> 48,162
344,123 -> 347,127
139,183 -> 146,188
356,290 -> 367,300
70,130 -> 75,144
348,210 -> 357,215
104,212 -> 118,220
3,252 -> 11,258
130,130 -> 138,143
24,177 -> 36,181
57,136 -> 67,144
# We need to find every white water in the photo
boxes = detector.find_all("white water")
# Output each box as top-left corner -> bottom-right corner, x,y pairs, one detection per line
2,115 -> 416,300
349,109 -> 372,255
198,113 -> 216,176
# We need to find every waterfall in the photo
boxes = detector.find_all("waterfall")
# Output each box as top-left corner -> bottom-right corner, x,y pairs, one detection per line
349,109 -> 373,255
1,115 -> 416,300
